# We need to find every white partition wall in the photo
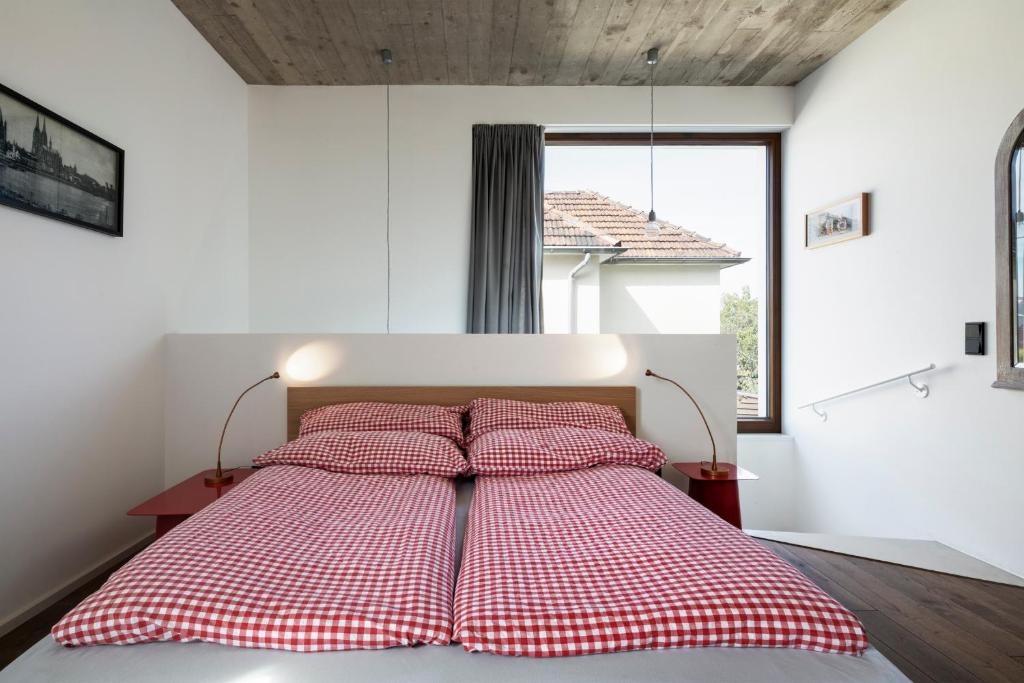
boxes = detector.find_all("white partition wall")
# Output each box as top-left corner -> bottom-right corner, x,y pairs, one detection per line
164,334 -> 737,494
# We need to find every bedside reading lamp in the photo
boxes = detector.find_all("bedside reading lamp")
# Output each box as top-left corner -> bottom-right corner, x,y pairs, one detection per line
205,372 -> 281,487
645,369 -> 727,478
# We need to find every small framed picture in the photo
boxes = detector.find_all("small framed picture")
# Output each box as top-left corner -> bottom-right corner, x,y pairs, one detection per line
805,193 -> 869,249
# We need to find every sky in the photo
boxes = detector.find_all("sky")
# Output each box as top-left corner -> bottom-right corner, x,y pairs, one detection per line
545,145 -> 766,297
0,92 -> 117,185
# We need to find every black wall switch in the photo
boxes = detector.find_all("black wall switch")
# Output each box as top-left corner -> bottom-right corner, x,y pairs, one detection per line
965,322 -> 985,355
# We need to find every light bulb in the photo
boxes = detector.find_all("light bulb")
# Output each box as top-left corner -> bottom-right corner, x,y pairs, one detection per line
645,209 -> 659,236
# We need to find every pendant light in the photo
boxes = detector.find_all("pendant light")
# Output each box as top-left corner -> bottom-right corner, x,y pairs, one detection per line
381,48 -> 393,333
645,47 -> 659,237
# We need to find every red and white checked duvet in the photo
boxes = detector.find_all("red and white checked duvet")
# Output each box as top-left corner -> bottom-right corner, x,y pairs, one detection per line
454,465 -> 868,657
53,466 -> 456,652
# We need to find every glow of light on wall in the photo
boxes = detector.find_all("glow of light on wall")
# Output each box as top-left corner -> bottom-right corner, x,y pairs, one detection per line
583,335 -> 628,379
284,342 -> 342,382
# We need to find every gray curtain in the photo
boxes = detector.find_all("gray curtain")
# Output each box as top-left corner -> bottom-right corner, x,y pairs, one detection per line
467,124 -> 544,333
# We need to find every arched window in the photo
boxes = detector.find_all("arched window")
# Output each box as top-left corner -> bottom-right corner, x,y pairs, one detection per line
994,109 -> 1024,390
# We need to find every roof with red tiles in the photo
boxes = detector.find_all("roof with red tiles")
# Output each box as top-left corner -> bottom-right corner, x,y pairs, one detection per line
544,191 -> 744,262
543,205 -> 622,250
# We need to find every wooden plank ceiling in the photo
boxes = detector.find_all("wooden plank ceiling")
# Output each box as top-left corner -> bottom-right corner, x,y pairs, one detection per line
173,0 -> 902,86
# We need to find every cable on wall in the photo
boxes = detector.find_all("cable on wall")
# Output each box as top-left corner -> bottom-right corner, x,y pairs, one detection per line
381,48 -> 393,333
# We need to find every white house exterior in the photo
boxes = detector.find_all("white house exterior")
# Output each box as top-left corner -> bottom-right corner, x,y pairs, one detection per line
542,191 -> 747,335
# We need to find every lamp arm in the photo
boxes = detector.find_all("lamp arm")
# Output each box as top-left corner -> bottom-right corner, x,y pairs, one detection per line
645,369 -> 717,465
215,372 -> 280,473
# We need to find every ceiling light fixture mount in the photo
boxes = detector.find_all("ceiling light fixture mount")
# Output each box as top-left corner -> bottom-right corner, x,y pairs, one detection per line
645,47 -> 659,237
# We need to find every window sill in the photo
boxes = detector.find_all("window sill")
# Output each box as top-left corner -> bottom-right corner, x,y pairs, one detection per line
737,417 -> 781,434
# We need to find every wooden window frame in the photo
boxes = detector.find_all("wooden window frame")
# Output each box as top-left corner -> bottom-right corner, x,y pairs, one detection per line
545,132 -> 782,433
993,109 -> 1024,390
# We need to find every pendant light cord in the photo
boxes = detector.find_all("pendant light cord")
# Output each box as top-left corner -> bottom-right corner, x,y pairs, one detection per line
649,61 -> 654,218
384,68 -> 391,333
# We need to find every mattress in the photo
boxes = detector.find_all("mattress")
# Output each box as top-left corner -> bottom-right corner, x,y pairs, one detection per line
454,465 -> 867,657
0,638 -> 909,683
52,465 -> 457,651
2,479 -> 907,682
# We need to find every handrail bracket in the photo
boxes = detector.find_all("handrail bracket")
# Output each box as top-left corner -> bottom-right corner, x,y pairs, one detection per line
908,373 -> 930,398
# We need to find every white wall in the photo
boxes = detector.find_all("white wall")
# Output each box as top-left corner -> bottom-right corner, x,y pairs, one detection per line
248,86 -> 792,332
601,265 -> 721,334
544,259 -> 724,335
783,0 -> 1024,577
0,0 -> 249,631
164,334 -> 737,496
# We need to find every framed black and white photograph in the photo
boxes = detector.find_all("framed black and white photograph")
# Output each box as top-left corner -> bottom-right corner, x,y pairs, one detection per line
805,193 -> 870,249
0,82 -> 123,236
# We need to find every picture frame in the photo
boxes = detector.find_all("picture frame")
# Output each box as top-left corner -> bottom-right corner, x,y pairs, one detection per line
0,82 -> 124,237
805,193 -> 869,249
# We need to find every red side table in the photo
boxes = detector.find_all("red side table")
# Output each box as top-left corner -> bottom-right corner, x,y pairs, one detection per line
128,468 -> 259,539
672,462 -> 758,529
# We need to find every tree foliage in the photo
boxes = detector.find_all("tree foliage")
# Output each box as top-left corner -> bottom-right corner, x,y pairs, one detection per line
720,286 -> 758,393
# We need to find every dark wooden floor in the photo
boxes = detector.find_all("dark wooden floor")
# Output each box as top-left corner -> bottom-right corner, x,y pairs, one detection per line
2,542 -> 1022,681
760,540 -> 1024,683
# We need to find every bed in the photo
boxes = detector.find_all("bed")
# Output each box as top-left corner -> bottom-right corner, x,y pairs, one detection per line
1,386 -> 908,682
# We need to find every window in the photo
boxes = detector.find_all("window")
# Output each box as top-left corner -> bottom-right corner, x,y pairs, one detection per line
543,133 -> 781,432
994,110 -> 1024,390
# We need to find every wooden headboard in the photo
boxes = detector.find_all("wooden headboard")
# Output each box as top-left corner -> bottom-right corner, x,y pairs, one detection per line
287,386 -> 637,440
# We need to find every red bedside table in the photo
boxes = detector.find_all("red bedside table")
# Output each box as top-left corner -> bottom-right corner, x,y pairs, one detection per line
128,468 -> 259,539
672,462 -> 758,529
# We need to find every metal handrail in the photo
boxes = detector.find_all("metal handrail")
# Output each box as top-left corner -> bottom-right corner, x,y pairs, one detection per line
798,363 -> 936,422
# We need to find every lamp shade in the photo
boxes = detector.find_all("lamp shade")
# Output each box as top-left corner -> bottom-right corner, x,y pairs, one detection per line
645,209 -> 659,236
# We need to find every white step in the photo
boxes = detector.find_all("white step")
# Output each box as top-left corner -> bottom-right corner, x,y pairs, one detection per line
746,530 -> 1024,587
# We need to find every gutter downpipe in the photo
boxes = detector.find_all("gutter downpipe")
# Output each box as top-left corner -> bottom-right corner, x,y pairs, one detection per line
568,252 -> 592,334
